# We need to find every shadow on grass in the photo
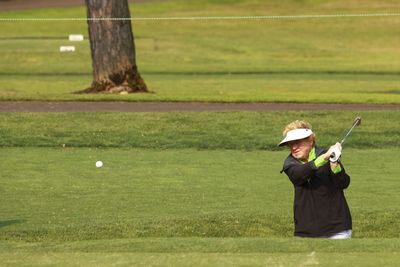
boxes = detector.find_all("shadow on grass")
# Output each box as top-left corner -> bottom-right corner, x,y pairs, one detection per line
0,219 -> 26,228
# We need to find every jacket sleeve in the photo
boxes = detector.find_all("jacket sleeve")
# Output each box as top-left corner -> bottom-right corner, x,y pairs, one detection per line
330,163 -> 350,189
283,161 -> 318,186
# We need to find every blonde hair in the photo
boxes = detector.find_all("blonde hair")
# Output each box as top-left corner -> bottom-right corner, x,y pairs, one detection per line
283,120 -> 314,139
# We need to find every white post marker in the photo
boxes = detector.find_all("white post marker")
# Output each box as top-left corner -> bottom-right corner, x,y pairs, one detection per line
59,46 -> 76,52
69,34 -> 84,41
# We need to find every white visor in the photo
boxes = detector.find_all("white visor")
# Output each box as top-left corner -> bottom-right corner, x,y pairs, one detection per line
278,128 -> 313,147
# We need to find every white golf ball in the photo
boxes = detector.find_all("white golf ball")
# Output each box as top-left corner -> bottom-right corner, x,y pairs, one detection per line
95,161 -> 103,168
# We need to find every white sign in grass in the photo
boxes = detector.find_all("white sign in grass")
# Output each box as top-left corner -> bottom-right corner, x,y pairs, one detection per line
59,46 -> 76,52
68,34 -> 84,41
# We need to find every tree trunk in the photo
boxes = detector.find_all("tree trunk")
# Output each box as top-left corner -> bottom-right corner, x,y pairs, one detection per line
80,0 -> 148,94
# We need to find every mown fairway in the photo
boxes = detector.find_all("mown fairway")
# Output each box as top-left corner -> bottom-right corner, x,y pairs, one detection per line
1,147 -> 400,266
1,147 -> 400,241
0,0 -> 399,102
1,111 -> 400,266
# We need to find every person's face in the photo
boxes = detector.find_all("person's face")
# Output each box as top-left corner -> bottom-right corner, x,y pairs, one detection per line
287,137 -> 314,161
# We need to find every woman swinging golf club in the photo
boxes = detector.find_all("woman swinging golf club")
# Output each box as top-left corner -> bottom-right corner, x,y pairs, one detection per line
279,120 -> 352,239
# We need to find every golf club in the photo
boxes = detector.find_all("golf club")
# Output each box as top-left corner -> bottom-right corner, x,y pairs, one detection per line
330,116 -> 362,160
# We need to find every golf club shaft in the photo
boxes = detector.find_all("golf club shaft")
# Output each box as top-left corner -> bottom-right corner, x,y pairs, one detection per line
330,117 -> 361,160
340,119 -> 360,145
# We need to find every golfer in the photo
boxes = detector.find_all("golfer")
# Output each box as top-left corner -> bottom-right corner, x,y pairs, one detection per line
279,120 -> 352,239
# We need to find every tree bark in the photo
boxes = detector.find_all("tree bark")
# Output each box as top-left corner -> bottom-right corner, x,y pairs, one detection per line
79,0 -> 148,94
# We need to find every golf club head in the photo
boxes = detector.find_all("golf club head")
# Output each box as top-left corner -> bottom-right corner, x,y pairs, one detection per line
354,116 -> 361,126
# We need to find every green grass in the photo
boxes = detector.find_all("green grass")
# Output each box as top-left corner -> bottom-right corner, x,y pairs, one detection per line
1,110 -> 400,266
1,147 -> 399,240
1,111 -> 399,149
1,73 -> 400,103
1,147 -> 400,266
2,246 -> 400,267
1,238 -> 400,266
0,0 -> 399,102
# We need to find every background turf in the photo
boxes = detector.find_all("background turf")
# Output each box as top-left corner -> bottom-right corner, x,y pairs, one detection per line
0,0 -> 399,102
1,111 -> 399,149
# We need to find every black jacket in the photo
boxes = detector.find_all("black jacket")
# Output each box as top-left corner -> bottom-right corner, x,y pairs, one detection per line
281,146 -> 352,237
